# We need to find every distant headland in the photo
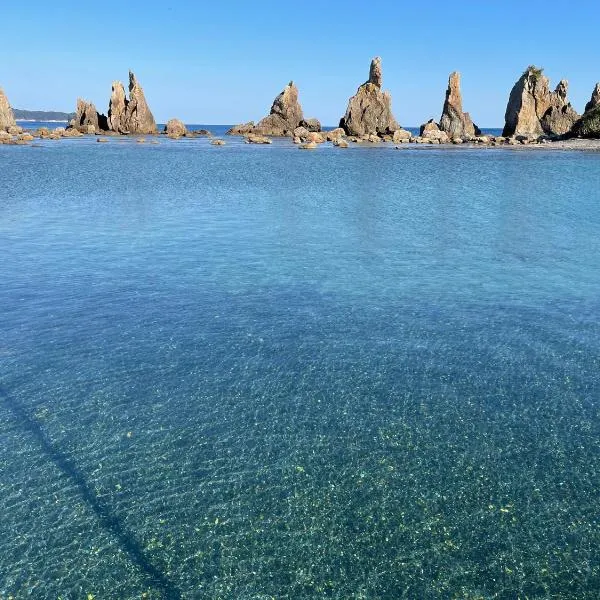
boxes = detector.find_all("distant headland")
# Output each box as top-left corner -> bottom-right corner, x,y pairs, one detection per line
2,58 -> 600,148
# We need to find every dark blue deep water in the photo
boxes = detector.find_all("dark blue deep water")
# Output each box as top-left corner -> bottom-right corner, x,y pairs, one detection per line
1,136 -> 600,599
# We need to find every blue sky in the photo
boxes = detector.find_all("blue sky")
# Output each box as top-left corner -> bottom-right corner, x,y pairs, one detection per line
3,0 -> 600,126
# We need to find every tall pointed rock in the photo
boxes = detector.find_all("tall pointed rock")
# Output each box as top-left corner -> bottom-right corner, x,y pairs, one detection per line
254,81 -> 305,136
340,57 -> 399,137
124,71 -> 157,134
584,83 -> 600,113
439,72 -> 480,138
503,66 -> 550,137
0,87 -> 17,130
108,81 -> 128,133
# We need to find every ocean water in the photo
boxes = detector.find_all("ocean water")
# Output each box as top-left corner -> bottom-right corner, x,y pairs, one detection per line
1,135 -> 599,599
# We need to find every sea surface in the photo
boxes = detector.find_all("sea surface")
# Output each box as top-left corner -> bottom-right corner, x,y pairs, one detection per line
1,134 -> 599,599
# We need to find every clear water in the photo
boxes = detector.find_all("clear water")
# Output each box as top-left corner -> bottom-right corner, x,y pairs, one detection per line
1,136 -> 599,599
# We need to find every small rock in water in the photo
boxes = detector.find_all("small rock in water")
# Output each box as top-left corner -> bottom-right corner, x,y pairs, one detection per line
299,141 -> 317,150
211,139 -> 225,145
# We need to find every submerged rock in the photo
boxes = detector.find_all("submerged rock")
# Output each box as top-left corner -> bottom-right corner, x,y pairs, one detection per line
340,57 -> 399,137
0,87 -> 16,131
439,72 -> 480,138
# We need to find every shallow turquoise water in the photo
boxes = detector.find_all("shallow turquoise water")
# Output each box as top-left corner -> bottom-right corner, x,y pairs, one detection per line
1,136 -> 600,599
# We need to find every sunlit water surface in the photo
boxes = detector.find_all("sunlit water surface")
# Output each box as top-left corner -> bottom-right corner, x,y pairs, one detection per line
1,136 -> 599,599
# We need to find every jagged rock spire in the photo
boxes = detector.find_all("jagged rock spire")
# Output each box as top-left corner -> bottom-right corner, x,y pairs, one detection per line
439,72 -> 480,138
340,57 -> 399,137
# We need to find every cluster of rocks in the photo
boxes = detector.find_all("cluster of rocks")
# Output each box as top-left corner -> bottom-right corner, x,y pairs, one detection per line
4,58 -> 600,147
69,71 -> 157,135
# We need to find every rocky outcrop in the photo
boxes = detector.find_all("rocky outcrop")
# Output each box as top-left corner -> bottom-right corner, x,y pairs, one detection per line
570,106 -> 600,138
503,66 -> 549,137
539,80 -> 579,136
70,98 -> 108,133
584,83 -> 600,113
253,81 -> 305,136
108,81 -> 128,133
503,66 -> 578,137
124,71 -> 157,134
0,87 -> 16,130
419,119 -> 449,142
107,72 -> 157,134
300,117 -> 321,132
439,72 -> 480,138
226,121 -> 255,135
227,82 -> 319,137
570,83 -> 600,138
164,118 -> 187,137
340,57 -> 399,137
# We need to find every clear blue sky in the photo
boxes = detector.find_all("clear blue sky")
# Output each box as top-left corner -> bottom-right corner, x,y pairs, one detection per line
3,0 -> 600,126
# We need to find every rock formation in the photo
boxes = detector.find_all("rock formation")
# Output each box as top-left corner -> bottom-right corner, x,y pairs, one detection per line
539,80 -> 579,136
253,81 -> 305,136
226,121 -> 255,135
503,66 -> 578,137
0,87 -> 16,130
164,118 -> 187,137
70,98 -> 108,133
419,119 -> 449,143
124,71 -> 157,134
108,81 -> 128,133
107,72 -> 157,134
439,72 -> 480,138
340,57 -> 399,137
584,83 -> 600,113
570,83 -> 600,138
227,82 -> 319,137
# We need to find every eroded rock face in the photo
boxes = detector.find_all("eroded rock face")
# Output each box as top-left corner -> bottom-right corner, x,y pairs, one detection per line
254,81 -> 305,136
108,81 -> 128,133
439,72 -> 480,138
125,71 -> 157,134
584,83 -> 600,113
340,57 -> 399,137
107,72 -> 157,134
70,98 -> 108,133
540,80 -> 579,136
503,67 -> 578,137
0,88 -> 16,131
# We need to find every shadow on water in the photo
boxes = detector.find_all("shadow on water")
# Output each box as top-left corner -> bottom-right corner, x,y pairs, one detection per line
0,384 -> 182,599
